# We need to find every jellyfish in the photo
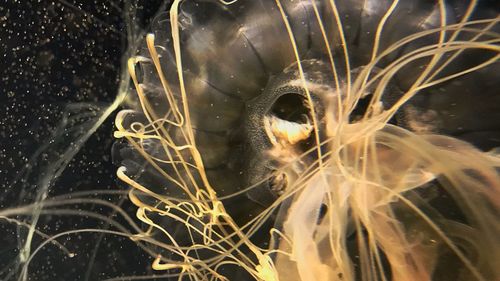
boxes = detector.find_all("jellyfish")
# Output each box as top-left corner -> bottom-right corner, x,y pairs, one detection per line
1,0 -> 499,280
113,0 -> 500,280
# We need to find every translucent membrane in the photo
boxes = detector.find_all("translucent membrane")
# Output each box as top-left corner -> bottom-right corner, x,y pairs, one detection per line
113,0 -> 499,280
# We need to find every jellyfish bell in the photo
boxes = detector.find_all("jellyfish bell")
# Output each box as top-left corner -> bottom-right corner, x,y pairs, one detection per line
3,0 -> 496,279
113,0 -> 500,280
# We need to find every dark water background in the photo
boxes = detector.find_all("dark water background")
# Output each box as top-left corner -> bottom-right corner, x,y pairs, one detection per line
0,1 -> 168,280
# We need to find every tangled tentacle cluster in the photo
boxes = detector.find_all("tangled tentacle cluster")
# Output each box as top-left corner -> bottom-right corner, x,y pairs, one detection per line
114,0 -> 500,280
